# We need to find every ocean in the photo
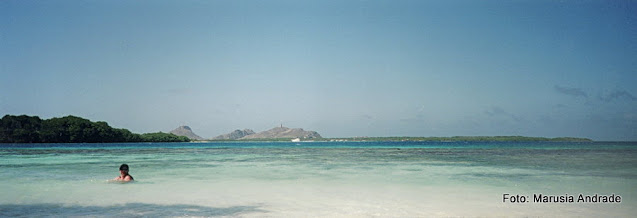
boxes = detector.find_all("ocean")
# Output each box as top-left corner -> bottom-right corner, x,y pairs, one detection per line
1,141 -> 635,217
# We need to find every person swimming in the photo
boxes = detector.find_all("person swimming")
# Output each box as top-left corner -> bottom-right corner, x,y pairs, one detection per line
112,164 -> 134,182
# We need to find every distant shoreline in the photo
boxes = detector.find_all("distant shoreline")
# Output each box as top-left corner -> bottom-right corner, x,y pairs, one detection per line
200,136 -> 594,143
0,114 -> 190,143
2,114 -> 594,143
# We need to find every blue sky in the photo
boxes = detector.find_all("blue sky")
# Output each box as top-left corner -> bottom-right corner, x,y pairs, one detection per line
1,1 -> 636,140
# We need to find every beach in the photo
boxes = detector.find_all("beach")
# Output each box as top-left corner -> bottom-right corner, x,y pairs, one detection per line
1,141 -> 636,217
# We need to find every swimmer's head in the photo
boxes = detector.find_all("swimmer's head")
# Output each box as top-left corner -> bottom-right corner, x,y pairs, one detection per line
119,164 -> 129,172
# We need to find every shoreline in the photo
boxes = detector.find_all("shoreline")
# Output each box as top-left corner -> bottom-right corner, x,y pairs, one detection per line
199,136 -> 594,143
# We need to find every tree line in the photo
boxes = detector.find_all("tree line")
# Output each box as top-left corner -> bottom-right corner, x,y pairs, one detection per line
0,115 -> 189,143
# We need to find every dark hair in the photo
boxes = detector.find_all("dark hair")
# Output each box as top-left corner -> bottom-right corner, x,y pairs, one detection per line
119,164 -> 129,171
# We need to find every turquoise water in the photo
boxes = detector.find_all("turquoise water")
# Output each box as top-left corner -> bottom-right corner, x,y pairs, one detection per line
1,141 -> 636,217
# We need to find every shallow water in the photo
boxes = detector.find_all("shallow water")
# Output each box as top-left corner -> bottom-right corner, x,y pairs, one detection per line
1,141 -> 636,217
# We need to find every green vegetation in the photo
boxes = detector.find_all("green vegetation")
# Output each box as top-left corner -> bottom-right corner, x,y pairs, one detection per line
139,132 -> 190,142
0,115 -> 189,143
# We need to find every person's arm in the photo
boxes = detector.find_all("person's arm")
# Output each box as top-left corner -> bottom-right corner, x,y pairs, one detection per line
107,176 -> 120,182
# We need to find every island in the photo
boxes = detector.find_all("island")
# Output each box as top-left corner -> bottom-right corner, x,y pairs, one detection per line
209,126 -> 322,141
205,136 -> 592,142
0,115 -> 189,143
1,114 -> 593,143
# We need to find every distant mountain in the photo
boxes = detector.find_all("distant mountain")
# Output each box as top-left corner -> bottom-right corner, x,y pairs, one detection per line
240,126 -> 322,140
169,126 -> 204,141
212,129 -> 255,140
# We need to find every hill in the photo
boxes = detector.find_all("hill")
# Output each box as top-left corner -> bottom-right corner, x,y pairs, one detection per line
212,129 -> 255,140
240,126 -> 322,140
170,126 -> 205,141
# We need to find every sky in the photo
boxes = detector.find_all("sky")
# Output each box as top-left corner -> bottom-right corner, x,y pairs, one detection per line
1,1 -> 636,141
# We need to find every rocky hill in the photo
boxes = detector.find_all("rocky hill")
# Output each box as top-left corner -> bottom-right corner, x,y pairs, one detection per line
240,126 -> 322,140
169,126 -> 204,141
212,129 -> 255,140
